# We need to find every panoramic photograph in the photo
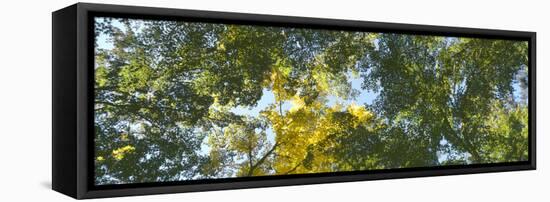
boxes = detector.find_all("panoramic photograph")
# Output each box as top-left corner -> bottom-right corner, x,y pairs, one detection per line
93,17 -> 529,185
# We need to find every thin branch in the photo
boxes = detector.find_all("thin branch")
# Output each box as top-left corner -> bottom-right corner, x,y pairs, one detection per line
247,142 -> 279,176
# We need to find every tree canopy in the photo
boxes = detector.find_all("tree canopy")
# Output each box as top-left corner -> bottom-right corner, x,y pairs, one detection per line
93,17 -> 529,185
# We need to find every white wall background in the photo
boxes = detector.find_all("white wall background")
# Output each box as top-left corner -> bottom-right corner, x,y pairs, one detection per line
0,0 -> 546,201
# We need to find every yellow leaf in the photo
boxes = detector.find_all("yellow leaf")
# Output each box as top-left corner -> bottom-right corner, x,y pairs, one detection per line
347,103 -> 372,126
112,145 -> 135,161
96,156 -> 105,161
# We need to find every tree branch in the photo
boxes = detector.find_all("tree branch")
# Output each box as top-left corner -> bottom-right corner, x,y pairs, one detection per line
247,142 -> 279,176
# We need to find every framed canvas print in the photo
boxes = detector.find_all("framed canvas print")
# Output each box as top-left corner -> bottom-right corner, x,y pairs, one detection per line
52,3 -> 536,199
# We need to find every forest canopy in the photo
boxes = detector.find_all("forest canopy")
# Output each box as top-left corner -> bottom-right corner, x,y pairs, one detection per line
93,17 -> 529,185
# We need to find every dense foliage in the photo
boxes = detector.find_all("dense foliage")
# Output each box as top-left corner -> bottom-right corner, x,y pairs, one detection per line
93,18 -> 529,184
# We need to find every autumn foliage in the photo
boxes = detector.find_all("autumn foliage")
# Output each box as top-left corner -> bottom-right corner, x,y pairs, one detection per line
93,18 -> 529,184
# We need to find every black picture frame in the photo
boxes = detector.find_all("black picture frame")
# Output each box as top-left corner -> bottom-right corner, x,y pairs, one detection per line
52,3 -> 536,199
